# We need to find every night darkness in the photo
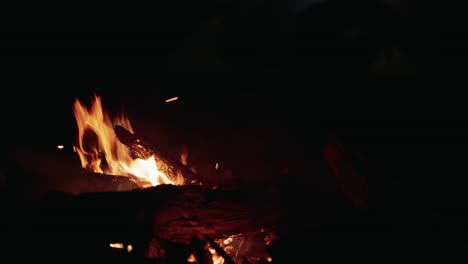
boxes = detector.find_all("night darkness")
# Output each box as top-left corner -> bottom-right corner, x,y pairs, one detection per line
3,0 -> 468,263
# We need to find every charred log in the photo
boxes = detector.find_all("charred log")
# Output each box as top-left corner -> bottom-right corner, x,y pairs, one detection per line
30,184 -> 279,262
152,186 -> 278,244
114,125 -> 200,184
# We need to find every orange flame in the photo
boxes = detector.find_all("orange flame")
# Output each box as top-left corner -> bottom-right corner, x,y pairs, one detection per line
73,94 -> 174,187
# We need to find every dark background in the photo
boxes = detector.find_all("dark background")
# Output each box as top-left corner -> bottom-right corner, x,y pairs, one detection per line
2,0 -> 468,263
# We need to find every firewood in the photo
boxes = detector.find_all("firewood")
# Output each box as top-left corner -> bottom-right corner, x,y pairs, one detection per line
3,149 -> 143,195
152,185 -> 279,245
33,184 -> 279,248
70,170 -> 144,193
114,125 -> 200,184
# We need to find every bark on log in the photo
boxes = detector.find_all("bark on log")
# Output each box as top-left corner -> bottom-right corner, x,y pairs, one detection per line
114,125 -> 200,184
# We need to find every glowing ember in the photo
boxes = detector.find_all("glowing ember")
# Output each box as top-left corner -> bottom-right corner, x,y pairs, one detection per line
127,245 -> 133,252
223,237 -> 232,245
186,253 -> 197,262
73,94 -> 174,187
209,247 -> 225,264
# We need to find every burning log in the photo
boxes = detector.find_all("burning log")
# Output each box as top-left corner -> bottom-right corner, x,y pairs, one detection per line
31,184 -> 279,261
114,125 -> 200,184
151,186 -> 278,244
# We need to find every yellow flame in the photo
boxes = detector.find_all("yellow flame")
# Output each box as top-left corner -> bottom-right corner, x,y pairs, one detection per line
57,145 -> 64,149
73,94 -> 174,187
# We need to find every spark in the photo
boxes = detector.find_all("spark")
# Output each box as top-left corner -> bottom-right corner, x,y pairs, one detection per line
165,96 -> 178,103
109,243 -> 124,249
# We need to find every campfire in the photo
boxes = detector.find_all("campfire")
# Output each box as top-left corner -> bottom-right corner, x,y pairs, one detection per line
31,94 -> 279,264
2,88 -> 383,264
73,94 -> 185,187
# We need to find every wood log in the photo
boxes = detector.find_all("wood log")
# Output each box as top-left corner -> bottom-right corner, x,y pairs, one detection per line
152,185 -> 279,244
4,149 -> 142,196
114,125 -> 201,184
58,170 -> 144,194
32,184 -> 279,251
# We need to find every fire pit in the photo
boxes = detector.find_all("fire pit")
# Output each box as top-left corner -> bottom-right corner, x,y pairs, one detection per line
4,91 -> 381,264
10,94 -> 285,264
